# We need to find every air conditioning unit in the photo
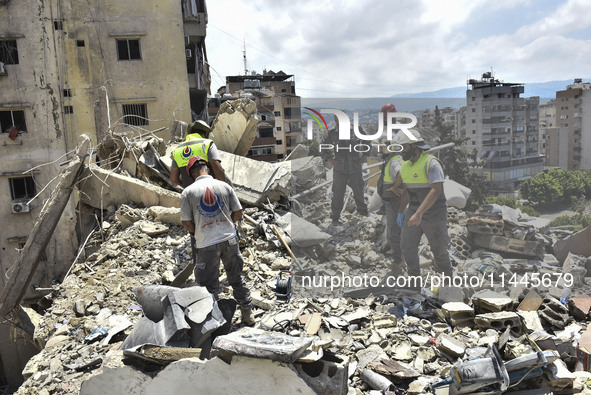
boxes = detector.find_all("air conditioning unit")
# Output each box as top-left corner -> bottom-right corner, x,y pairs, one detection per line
12,202 -> 31,214
185,35 -> 190,45
0,62 -> 6,76
185,49 -> 192,58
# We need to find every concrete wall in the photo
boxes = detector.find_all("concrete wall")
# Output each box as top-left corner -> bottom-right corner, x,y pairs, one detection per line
580,89 -> 591,170
60,0 -> 192,144
0,0 -> 196,386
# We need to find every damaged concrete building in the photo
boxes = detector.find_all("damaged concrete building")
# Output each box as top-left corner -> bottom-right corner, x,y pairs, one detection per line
0,0 -> 210,386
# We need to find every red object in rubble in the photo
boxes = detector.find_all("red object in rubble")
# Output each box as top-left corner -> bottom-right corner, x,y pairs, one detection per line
8,127 -> 19,140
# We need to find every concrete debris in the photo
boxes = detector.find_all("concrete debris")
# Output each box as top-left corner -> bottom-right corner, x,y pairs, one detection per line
9,131 -> 591,395
79,356 -> 319,395
218,150 -> 293,205
210,98 -> 259,156
78,164 -> 180,209
554,226 -> 591,263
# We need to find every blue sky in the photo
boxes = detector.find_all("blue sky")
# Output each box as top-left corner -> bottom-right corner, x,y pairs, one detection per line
206,0 -> 591,98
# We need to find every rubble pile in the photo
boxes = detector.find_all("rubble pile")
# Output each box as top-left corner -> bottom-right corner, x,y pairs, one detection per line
10,132 -> 591,394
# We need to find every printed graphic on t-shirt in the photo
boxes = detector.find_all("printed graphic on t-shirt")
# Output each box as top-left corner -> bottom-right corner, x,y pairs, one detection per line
197,187 -> 225,217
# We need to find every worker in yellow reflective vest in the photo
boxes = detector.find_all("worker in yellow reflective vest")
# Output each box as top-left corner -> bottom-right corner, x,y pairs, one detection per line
377,104 -> 404,273
393,129 -> 453,277
170,120 -> 228,188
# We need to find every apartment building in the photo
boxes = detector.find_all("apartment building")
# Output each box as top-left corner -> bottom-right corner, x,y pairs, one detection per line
539,99 -> 558,166
225,70 -> 303,161
466,72 -> 543,192
0,0 -> 208,387
545,79 -> 591,170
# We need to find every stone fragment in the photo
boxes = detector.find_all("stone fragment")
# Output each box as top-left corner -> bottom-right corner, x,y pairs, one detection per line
436,334 -> 465,357
212,327 -> 313,363
441,302 -> 474,326
472,289 -> 513,312
517,310 -> 544,333
474,312 -> 522,335
517,289 -> 543,311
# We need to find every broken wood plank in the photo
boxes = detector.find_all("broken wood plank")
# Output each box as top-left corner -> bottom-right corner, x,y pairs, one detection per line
0,135 -> 91,318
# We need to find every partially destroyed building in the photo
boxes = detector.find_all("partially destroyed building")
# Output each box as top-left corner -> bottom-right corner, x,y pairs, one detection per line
0,0 -> 210,386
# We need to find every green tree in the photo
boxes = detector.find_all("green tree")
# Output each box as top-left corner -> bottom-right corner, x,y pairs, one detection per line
433,107 -> 488,210
520,168 -> 591,205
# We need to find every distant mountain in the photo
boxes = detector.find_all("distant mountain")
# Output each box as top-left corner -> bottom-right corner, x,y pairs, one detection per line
300,79 -> 588,113
391,79 -> 590,99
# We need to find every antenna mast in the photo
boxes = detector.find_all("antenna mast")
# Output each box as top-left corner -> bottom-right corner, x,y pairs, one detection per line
243,40 -> 248,75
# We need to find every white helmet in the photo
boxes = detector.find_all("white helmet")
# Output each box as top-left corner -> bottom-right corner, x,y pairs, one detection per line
394,129 -> 431,150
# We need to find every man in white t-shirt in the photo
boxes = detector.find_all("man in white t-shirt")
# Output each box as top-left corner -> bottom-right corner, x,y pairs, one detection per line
180,156 -> 254,325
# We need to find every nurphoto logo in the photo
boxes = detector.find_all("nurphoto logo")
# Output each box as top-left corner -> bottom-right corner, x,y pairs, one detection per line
304,108 -> 419,153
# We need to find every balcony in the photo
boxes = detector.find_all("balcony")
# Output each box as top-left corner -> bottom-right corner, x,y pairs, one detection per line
183,13 -> 207,37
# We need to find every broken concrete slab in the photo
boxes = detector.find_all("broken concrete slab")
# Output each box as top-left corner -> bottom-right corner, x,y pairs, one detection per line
470,233 -> 544,257
218,151 -> 292,206
80,356 -> 318,395
212,327 -> 313,363
472,290 -> 513,312
284,144 -> 310,161
293,355 -> 349,395
210,98 -> 259,156
275,211 -> 331,248
78,164 -> 180,209
474,312 -> 522,335
441,302 -> 474,327
436,334 -> 465,357
147,206 -> 181,226
562,252 -> 588,287
554,226 -> 591,263
516,310 -> 544,333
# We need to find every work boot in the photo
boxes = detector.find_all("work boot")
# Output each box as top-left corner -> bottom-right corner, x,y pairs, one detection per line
239,305 -> 255,326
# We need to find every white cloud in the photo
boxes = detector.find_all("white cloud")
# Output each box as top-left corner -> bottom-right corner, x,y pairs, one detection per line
206,0 -> 591,97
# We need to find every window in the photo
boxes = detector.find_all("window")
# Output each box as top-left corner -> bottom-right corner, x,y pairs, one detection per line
53,20 -> 63,30
274,111 -> 280,117
63,89 -> 72,97
122,103 -> 148,126
77,40 -> 85,47
9,177 -> 36,200
0,110 -> 27,133
0,40 -> 19,65
259,128 -> 273,138
472,108 -> 475,112
276,126 -> 282,131
276,139 -> 283,145
117,39 -> 141,60
471,119 -> 475,123
64,106 -> 74,114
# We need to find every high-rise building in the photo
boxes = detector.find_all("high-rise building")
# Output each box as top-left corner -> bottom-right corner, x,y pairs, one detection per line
546,79 -> 591,170
466,72 -> 543,192
224,70 -> 302,161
